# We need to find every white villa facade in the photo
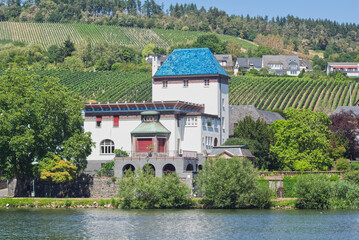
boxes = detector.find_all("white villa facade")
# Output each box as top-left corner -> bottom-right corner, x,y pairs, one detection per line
84,48 -> 230,178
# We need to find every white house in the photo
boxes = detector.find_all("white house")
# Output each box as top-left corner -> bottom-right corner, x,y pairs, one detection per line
84,48 -> 230,178
327,62 -> 359,78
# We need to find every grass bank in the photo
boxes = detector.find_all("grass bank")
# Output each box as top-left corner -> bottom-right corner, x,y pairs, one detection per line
0,198 -> 296,209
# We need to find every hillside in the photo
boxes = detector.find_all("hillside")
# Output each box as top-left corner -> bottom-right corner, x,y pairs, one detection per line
29,71 -> 358,112
0,22 -> 256,50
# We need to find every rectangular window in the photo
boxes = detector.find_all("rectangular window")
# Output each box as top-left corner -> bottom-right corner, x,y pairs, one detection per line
184,80 -> 188,87
96,116 -> 102,127
185,117 -> 197,126
113,115 -> 119,127
204,79 -> 209,87
163,80 -> 168,88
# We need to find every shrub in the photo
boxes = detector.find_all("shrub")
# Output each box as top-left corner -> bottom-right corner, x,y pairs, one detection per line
197,157 -> 271,208
335,158 -> 350,171
295,175 -> 333,209
331,180 -> 359,208
344,170 -> 359,184
283,175 -> 299,198
351,162 -> 359,170
118,164 -> 192,209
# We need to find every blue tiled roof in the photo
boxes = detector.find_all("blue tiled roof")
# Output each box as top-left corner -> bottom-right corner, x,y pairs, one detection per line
154,48 -> 228,77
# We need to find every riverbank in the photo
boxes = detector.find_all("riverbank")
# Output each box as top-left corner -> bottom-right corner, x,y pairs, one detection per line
0,198 -> 297,209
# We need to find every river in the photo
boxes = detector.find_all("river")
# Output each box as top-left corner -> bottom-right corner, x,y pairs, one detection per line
1,208 -> 359,239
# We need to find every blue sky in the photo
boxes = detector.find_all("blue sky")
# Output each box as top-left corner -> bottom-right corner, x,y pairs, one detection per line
162,0 -> 359,24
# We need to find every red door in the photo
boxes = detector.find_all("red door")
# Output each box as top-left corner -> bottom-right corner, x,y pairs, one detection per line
158,138 -> 166,152
137,138 -> 152,152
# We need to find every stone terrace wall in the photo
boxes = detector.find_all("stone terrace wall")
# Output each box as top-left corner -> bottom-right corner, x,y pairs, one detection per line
8,175 -> 118,198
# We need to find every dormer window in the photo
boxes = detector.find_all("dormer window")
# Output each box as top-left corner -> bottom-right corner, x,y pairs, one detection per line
183,80 -> 188,87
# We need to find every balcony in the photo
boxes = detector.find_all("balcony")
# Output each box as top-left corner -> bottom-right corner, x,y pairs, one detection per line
115,150 -> 198,160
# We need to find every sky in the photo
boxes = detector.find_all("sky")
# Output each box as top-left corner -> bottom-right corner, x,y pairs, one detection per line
162,0 -> 359,24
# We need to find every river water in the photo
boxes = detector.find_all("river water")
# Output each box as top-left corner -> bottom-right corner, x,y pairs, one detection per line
1,208 -> 359,239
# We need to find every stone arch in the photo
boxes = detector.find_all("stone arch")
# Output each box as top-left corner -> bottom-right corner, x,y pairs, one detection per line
163,164 -> 176,174
122,164 -> 135,175
143,164 -> 155,176
214,138 -> 218,147
186,164 -> 194,171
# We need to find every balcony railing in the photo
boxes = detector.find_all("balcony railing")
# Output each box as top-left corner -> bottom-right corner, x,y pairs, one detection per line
115,150 -> 198,159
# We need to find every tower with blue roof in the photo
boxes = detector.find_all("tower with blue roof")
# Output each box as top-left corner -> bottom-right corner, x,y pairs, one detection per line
152,48 -> 230,144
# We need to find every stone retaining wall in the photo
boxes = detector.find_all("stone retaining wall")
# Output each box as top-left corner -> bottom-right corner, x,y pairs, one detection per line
8,175 -> 118,198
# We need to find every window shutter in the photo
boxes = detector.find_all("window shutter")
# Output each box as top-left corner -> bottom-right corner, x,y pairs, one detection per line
113,116 -> 119,127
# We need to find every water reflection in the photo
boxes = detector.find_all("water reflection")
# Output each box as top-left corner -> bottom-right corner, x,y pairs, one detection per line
1,209 -> 359,239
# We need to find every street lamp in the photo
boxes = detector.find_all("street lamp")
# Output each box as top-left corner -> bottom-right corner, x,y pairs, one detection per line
31,159 -> 38,197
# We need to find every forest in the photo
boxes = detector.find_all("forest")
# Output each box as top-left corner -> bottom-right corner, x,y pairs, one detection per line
0,0 -> 358,59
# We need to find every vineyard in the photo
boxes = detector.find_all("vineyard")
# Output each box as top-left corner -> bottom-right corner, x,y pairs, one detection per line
229,76 -> 358,112
2,70 -> 354,112
34,70 -> 152,103
0,22 -> 256,50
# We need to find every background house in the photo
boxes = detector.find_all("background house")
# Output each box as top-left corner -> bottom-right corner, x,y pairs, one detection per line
214,54 -> 233,71
229,105 -> 284,137
327,62 -> 359,78
234,58 -> 262,75
262,55 -> 301,76
145,54 -> 169,76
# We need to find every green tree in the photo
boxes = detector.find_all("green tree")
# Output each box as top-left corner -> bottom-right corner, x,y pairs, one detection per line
226,39 -> 241,59
0,68 -> 92,195
270,108 -> 333,171
60,56 -> 84,70
233,116 -> 276,170
142,43 -> 155,57
197,157 -> 271,208
192,34 -> 225,53
38,154 -> 77,183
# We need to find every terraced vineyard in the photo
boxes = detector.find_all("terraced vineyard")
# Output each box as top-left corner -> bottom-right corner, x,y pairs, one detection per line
229,76 -> 358,111
6,71 -> 355,111
34,70 -> 152,103
0,21 -> 257,50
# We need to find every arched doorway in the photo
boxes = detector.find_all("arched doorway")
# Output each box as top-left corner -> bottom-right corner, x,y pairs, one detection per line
122,164 -> 135,175
186,164 -> 194,171
143,164 -> 155,176
214,138 -> 218,147
198,165 -> 203,171
163,164 -> 176,174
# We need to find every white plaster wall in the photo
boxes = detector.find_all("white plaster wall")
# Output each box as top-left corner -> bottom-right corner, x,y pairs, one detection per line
85,119 -> 141,161
221,83 -> 230,143
153,82 -> 220,115
182,121 -> 202,153
159,118 -> 177,154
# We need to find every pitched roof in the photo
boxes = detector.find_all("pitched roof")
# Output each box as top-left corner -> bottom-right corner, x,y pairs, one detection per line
214,54 -> 233,66
209,146 -> 255,158
299,60 -> 313,71
235,58 -> 262,69
154,48 -> 228,77
331,106 -> 359,116
229,105 -> 284,136
262,55 -> 299,70
131,121 -> 170,134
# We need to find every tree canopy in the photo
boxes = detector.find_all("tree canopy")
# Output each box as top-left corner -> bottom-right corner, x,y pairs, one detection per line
0,68 -> 92,193
270,108 -> 333,171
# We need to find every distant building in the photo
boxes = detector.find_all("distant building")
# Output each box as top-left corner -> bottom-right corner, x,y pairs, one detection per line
262,55 -> 301,76
84,48 -> 230,185
234,58 -> 262,75
327,62 -> 359,78
331,106 -> 359,115
229,105 -> 284,137
299,60 -> 313,72
214,54 -> 233,71
208,146 -> 255,162
145,54 -> 169,76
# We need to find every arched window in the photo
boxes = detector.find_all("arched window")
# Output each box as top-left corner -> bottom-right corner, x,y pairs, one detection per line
122,164 -> 135,175
186,164 -> 194,171
163,164 -> 176,174
214,138 -> 218,147
100,139 -> 115,154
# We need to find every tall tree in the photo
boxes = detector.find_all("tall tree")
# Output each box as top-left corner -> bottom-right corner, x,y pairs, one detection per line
0,68 -> 92,195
